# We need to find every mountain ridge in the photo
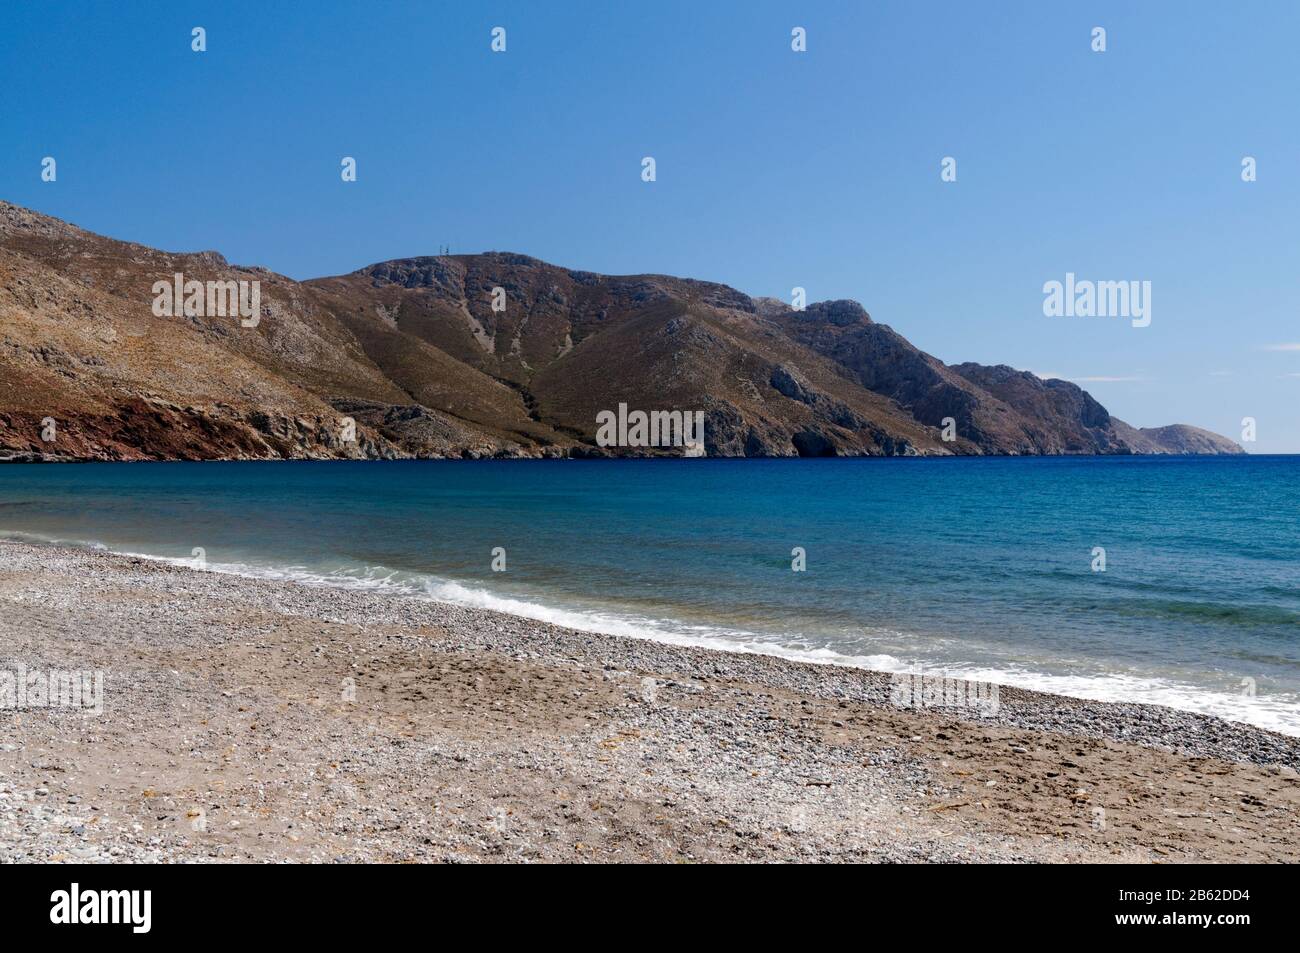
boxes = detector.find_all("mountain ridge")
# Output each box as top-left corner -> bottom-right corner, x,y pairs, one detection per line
0,200 -> 1243,461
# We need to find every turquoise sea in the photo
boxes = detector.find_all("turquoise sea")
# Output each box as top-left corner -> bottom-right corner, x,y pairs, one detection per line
1,456 -> 1297,734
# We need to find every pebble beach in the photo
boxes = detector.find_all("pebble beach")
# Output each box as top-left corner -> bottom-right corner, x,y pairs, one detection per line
2,540 -> 1297,863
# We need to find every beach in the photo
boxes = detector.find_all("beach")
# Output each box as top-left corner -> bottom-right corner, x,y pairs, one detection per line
1,539 -> 1297,863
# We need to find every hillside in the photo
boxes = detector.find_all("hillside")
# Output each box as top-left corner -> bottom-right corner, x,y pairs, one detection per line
0,200 -> 1242,461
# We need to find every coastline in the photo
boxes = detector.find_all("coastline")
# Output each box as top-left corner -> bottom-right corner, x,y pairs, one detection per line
2,539 -> 1297,862
0,451 -> 1267,464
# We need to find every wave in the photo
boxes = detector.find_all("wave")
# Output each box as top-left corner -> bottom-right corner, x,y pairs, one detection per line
5,527 -> 1299,736
0,529 -> 109,550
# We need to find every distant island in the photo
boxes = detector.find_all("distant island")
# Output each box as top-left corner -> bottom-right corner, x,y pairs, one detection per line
0,200 -> 1242,462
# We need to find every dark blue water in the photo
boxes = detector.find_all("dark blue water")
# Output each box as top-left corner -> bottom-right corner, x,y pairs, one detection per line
1,457 -> 1297,733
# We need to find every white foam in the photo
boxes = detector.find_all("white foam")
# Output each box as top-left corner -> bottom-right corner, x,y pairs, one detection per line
863,661 -> 1300,737
1,529 -> 107,550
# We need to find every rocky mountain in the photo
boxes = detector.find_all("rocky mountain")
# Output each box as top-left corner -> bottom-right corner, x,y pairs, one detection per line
0,200 -> 1242,461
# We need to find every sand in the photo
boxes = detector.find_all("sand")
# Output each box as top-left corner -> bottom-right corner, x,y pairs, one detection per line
1,540 -> 1297,863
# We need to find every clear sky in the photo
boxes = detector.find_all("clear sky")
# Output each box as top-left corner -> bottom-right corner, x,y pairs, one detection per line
3,1 -> 1299,450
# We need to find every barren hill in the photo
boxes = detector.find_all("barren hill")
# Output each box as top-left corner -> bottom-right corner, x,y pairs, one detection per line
0,200 -> 1242,461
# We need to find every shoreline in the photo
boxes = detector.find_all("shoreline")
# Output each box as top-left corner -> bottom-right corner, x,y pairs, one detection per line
2,539 -> 1298,862
3,526 -> 1294,739
1,452 -> 1273,465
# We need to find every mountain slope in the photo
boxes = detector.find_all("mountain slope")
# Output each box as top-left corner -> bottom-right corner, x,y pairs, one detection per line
0,200 -> 1242,460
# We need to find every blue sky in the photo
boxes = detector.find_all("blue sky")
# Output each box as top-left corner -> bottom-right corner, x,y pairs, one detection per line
3,1 -> 1299,450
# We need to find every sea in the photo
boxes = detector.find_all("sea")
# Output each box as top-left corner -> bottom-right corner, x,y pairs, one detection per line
1,455 -> 1297,734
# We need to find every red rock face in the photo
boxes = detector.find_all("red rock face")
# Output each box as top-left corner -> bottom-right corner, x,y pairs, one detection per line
0,201 -> 1241,461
